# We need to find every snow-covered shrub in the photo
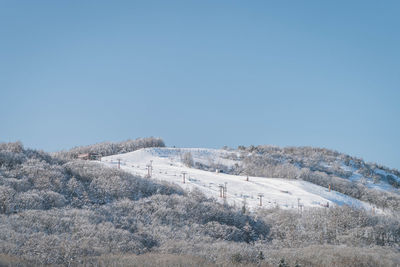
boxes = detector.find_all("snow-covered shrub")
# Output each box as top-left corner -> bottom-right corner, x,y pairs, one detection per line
182,152 -> 194,167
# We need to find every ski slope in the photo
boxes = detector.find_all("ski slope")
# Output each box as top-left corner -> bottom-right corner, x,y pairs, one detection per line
100,147 -> 376,211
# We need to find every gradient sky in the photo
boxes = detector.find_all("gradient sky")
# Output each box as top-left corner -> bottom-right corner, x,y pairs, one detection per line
1,1 -> 399,169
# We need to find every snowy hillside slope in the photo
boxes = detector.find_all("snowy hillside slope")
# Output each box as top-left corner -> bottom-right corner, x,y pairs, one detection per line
237,146 -> 400,195
100,147 -> 376,212
340,162 -> 400,194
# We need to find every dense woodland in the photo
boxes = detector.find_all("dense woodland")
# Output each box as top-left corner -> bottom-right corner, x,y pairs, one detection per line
0,140 -> 399,266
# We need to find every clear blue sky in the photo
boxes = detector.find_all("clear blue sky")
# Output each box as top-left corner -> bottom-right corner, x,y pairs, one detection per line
1,1 -> 399,169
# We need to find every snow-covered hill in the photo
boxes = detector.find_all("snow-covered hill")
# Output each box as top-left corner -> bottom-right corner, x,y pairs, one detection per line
100,147 -> 377,212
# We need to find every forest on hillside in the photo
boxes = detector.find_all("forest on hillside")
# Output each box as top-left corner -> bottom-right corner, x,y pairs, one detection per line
0,140 -> 399,266
54,137 -> 165,160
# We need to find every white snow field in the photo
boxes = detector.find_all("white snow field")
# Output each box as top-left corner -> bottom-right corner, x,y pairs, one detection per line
100,147 -> 376,212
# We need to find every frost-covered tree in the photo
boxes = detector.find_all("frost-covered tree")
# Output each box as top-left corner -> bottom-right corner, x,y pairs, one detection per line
182,152 -> 194,167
